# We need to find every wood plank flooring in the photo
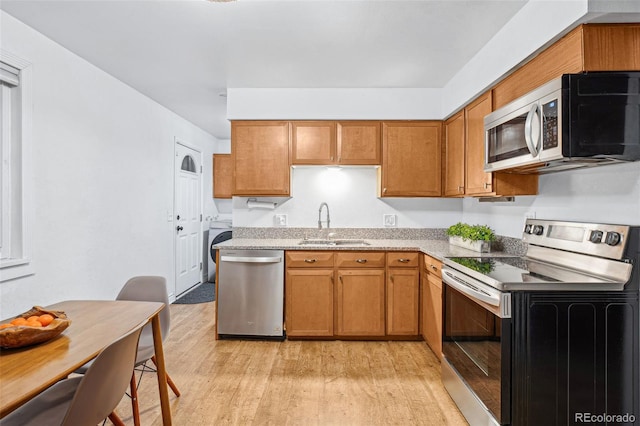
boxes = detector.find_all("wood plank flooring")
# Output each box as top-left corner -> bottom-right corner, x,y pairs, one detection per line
112,302 -> 468,425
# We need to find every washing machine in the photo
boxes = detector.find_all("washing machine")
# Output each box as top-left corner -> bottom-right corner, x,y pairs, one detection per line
205,221 -> 232,283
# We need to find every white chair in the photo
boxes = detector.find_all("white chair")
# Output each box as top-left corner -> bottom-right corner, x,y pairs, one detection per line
1,321 -> 145,426
115,276 -> 181,426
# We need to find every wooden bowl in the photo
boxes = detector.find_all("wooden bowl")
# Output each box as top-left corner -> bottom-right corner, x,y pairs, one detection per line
0,306 -> 71,349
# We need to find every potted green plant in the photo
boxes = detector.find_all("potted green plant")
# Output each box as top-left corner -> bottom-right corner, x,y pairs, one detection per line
446,222 -> 496,253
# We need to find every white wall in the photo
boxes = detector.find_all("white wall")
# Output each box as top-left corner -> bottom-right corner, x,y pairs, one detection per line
462,162 -> 640,238
233,167 -> 462,228
0,11 -> 217,318
227,88 -> 443,120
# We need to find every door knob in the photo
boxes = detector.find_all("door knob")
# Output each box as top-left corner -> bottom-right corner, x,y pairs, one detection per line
176,226 -> 184,231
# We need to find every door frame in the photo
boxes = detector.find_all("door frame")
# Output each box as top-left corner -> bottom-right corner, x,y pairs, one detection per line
173,137 -> 203,300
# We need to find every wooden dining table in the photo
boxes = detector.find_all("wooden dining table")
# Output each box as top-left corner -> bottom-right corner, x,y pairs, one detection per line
0,300 -> 173,424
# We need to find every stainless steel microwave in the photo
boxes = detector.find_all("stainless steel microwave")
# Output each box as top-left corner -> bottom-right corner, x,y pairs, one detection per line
484,72 -> 640,174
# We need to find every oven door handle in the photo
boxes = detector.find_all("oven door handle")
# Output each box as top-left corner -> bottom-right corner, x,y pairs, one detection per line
441,268 -> 501,307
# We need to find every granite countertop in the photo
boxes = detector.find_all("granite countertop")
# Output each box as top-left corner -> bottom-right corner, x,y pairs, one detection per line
213,238 -> 517,262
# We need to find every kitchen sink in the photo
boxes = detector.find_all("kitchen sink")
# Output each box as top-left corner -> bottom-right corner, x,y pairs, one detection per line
298,238 -> 370,246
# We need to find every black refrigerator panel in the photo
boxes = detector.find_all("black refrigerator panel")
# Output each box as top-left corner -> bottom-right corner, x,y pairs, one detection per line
512,292 -> 639,426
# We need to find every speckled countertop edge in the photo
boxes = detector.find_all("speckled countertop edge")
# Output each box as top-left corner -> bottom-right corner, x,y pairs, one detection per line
216,228 -> 526,261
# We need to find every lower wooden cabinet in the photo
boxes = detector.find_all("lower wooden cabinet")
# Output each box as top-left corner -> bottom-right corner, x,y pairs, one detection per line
336,268 -> 386,336
387,252 -> 420,336
422,254 -> 443,359
285,250 -> 423,339
285,251 -> 334,337
286,269 -> 334,337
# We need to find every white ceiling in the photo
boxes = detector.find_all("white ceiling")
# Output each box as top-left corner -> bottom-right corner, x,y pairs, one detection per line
0,0 -> 530,139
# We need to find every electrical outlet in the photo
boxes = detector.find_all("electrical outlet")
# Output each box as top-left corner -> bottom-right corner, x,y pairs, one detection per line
383,214 -> 397,227
274,214 -> 287,227
525,211 -> 536,219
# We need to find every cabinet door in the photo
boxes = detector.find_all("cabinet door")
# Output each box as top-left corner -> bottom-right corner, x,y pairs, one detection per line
422,255 -> 443,359
337,121 -> 381,165
381,121 -> 442,197
443,112 -> 465,197
464,93 -> 493,195
291,121 -> 336,165
336,269 -> 385,336
422,272 -> 443,359
286,269 -> 334,337
231,121 -> 290,196
213,154 -> 233,198
387,268 -> 419,336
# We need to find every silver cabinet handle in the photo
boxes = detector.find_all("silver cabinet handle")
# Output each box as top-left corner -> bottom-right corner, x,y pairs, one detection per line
304,259 -> 317,263
430,264 -> 438,271
398,258 -> 410,263
356,259 -> 367,264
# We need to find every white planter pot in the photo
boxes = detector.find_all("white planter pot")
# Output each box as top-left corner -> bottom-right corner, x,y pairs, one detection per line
449,236 -> 491,253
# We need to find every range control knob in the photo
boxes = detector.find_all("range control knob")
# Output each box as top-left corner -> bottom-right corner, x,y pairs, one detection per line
589,230 -> 604,243
524,224 -> 533,234
532,225 -> 544,236
605,232 -> 622,246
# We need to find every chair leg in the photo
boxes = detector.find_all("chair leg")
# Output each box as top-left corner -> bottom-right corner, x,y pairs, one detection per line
108,412 -> 125,426
130,372 -> 141,426
151,356 -> 181,397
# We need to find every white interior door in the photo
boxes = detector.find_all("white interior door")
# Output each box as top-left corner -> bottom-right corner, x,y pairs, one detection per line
175,141 -> 202,296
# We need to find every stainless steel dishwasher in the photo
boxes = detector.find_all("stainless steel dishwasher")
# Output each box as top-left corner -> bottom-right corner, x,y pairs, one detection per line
217,249 -> 285,339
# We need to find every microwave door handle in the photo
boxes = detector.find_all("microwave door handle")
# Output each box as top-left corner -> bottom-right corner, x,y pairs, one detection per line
524,103 -> 541,157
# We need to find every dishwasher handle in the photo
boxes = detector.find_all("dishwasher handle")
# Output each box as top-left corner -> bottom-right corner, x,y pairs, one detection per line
220,255 -> 282,264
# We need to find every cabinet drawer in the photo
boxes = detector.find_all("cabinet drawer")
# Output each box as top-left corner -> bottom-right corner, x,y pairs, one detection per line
423,254 -> 442,275
335,252 -> 385,268
286,251 -> 334,268
387,252 -> 419,267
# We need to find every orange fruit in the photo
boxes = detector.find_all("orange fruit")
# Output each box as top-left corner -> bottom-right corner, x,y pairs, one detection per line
38,314 -> 54,326
26,319 -> 43,327
26,315 -> 40,322
10,317 -> 28,326
0,323 -> 14,329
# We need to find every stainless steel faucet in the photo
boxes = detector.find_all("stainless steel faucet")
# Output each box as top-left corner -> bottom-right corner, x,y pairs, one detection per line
318,202 -> 330,229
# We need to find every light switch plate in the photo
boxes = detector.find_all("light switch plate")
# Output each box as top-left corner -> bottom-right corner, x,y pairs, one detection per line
383,214 -> 397,227
274,214 -> 288,227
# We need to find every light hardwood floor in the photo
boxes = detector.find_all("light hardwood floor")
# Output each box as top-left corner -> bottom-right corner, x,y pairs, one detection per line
113,302 -> 468,425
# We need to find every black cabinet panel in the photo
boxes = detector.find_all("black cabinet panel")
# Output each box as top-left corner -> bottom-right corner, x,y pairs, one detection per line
513,293 -> 639,426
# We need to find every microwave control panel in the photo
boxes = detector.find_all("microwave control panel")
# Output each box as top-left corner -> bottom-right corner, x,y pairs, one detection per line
542,100 -> 559,149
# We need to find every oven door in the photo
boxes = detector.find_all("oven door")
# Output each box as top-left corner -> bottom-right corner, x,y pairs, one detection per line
441,267 -> 512,425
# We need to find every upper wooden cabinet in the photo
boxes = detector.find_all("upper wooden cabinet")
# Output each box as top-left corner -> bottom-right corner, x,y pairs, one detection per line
464,93 -> 494,195
336,121 -> 381,165
291,121 -> 336,165
380,121 -> 442,197
212,154 -> 233,199
444,92 -> 538,198
443,112 -> 465,197
231,121 -> 291,196
291,121 -> 381,165
493,23 -> 640,109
